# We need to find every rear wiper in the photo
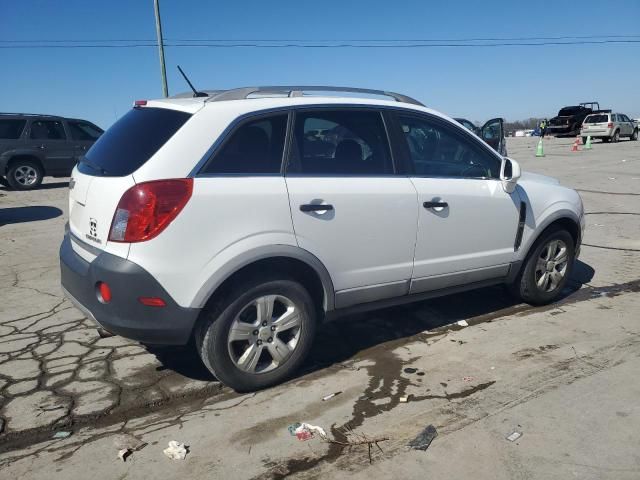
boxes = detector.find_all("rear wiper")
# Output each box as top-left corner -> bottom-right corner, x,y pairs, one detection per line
80,157 -> 110,175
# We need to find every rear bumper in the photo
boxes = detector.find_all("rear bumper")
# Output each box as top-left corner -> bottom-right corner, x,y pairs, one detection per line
59,233 -> 200,345
546,125 -> 575,134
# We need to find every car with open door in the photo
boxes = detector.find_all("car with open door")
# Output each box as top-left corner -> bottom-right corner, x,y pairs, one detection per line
453,117 -> 507,156
60,86 -> 584,392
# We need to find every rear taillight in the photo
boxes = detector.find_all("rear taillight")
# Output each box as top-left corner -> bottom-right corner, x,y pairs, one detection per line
109,179 -> 193,243
607,122 -> 613,128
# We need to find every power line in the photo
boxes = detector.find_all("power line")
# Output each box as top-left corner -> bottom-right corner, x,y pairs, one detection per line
1,39 -> 639,49
1,34 -> 639,43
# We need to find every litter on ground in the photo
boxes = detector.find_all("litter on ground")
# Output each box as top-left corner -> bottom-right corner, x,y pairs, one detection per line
294,423 -> 327,441
52,431 -> 71,439
456,320 -> 469,327
163,441 -> 188,460
322,391 -> 342,401
407,424 -> 438,451
113,433 -> 147,462
506,431 -> 523,442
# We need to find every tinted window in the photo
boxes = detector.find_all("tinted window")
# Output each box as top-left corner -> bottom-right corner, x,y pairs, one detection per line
585,114 -> 608,123
79,107 -> 191,177
68,121 -> 103,141
398,115 -> 501,179
0,119 -> 26,139
559,107 -> 582,116
289,110 -> 392,175
30,120 -> 66,140
202,114 -> 287,174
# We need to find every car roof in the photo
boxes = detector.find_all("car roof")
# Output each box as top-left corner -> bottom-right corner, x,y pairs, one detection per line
144,87 -> 453,124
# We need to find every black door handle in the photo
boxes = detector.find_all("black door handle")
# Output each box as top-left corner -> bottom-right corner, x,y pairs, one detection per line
423,201 -> 448,209
300,204 -> 334,212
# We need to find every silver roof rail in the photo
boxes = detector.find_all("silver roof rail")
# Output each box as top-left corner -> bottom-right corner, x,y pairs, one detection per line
201,86 -> 424,106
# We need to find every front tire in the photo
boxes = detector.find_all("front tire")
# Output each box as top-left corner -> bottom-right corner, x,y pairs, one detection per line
512,227 -> 575,306
6,160 -> 43,190
196,276 -> 317,392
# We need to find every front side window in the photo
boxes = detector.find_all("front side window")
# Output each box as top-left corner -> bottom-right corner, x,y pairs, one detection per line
203,114 -> 287,174
30,120 -> 66,140
398,114 -> 501,179
0,119 -> 26,139
68,121 -> 103,141
289,110 -> 392,175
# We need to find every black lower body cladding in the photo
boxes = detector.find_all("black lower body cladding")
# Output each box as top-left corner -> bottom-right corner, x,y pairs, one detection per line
59,233 -> 200,345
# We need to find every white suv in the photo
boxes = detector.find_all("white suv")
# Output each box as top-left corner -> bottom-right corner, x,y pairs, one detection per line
60,86 -> 585,391
581,112 -> 639,143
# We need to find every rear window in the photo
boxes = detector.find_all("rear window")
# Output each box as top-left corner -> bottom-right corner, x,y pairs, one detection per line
0,119 -> 27,139
558,107 -> 582,116
585,114 -> 608,123
78,107 -> 191,177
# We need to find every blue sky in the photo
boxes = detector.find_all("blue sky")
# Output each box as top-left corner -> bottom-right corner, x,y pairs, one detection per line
2,0 -> 639,128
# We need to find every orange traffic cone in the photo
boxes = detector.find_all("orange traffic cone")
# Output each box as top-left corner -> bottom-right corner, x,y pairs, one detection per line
576,135 -> 583,145
571,138 -> 580,152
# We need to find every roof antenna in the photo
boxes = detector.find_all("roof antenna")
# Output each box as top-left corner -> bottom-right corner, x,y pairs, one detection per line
177,65 -> 208,98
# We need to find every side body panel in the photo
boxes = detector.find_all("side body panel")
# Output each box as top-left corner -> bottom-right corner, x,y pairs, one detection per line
127,177 -> 298,308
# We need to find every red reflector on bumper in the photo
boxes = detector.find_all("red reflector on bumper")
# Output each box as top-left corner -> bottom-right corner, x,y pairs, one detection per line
138,297 -> 166,307
97,282 -> 112,303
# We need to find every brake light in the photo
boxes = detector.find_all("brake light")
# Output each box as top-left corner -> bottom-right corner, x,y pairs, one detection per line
109,179 -> 193,243
134,100 -> 147,107
607,122 -> 613,128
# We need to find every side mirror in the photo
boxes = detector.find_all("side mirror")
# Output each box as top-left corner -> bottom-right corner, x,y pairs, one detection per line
500,157 -> 521,193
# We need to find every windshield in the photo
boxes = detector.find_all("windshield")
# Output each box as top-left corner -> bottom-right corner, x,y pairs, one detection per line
585,114 -> 608,124
78,107 -> 191,177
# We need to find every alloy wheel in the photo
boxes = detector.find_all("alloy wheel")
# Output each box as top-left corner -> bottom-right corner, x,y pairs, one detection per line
535,239 -> 569,292
227,295 -> 301,374
14,165 -> 38,186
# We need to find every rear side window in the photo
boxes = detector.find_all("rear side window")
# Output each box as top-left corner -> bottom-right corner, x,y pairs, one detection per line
68,121 -> 103,141
288,110 -> 392,175
0,119 -> 26,139
585,115 -> 608,123
202,114 -> 287,174
30,120 -> 66,140
79,107 -> 191,177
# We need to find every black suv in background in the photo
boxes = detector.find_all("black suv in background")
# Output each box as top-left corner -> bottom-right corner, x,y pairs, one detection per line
0,113 -> 103,190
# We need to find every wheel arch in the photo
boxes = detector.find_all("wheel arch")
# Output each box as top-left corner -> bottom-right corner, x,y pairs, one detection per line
6,153 -> 45,174
192,245 -> 336,314
519,212 -> 581,265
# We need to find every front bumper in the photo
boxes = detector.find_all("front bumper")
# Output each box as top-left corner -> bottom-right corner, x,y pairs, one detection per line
59,233 -> 200,345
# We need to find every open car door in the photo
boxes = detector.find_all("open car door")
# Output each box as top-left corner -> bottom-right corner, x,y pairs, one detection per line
481,117 -> 507,156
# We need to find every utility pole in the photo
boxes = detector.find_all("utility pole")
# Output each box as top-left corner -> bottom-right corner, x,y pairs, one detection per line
153,0 -> 168,97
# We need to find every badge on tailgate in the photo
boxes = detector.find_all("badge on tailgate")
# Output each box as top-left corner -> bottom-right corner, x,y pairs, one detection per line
86,217 -> 102,245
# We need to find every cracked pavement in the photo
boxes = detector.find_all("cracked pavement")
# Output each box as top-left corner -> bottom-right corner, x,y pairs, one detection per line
0,136 -> 639,479
0,183 -> 220,441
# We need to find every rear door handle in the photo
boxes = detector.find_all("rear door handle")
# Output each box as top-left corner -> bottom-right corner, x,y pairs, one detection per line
300,204 -> 334,212
423,201 -> 448,209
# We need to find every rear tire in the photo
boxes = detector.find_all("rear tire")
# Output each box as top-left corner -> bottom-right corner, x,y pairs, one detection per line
0,176 -> 8,187
195,275 -> 317,392
510,227 -> 575,306
631,129 -> 638,141
581,137 -> 588,145
6,159 -> 43,190
612,130 -> 620,143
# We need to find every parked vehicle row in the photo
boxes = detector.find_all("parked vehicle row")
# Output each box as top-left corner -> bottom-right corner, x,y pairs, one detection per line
59,86 -> 585,391
0,113 -> 103,190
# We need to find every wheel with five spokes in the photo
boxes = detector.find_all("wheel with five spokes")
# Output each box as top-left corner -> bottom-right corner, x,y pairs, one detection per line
512,226 -> 575,306
196,275 -> 317,392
